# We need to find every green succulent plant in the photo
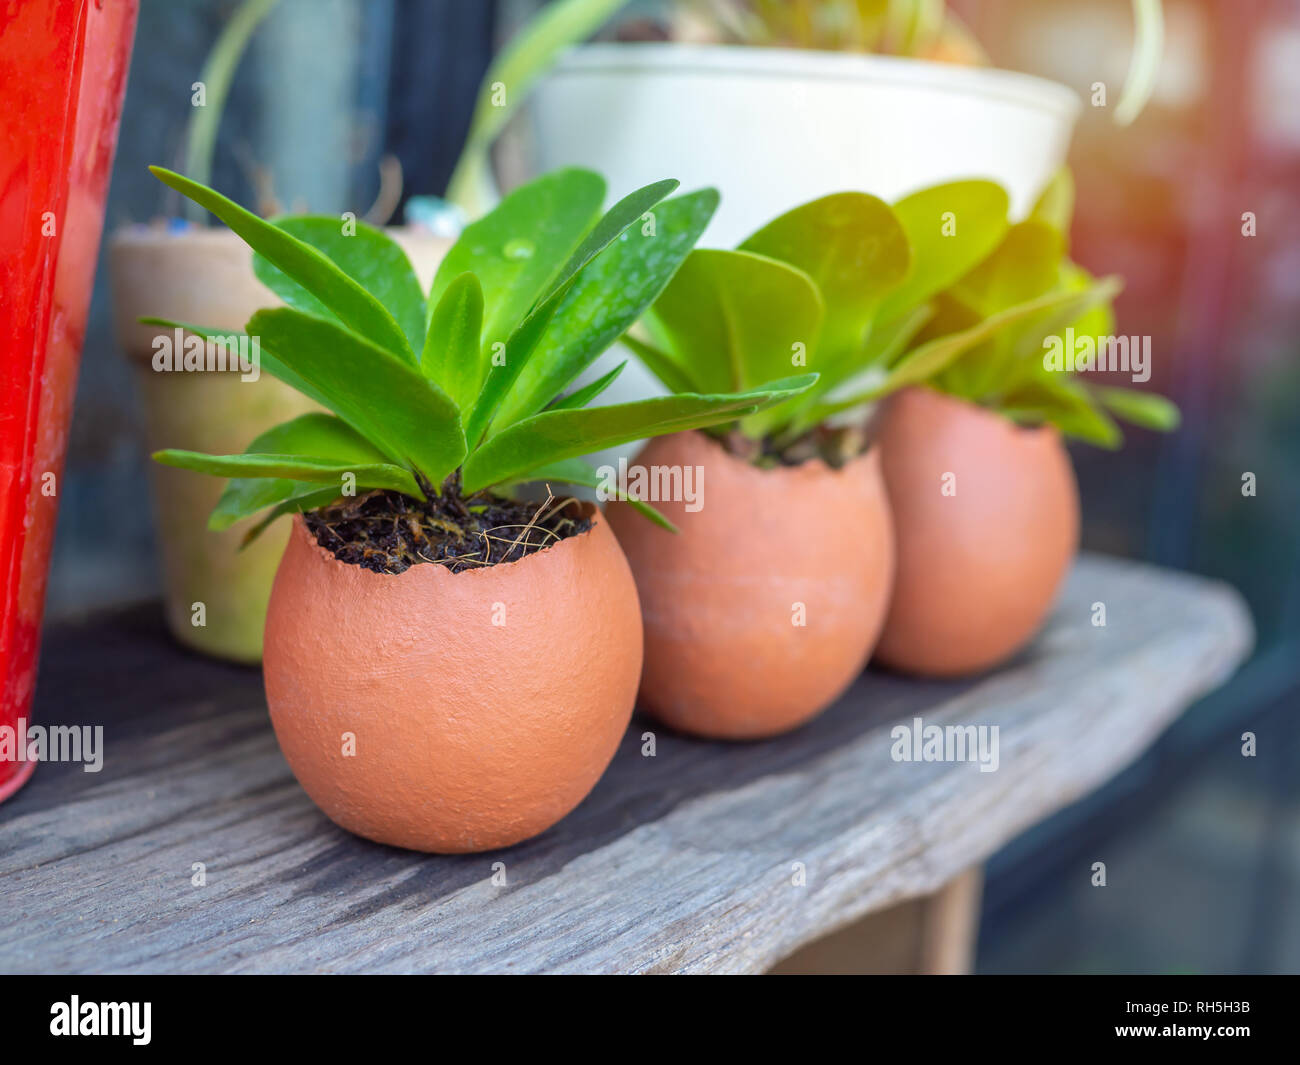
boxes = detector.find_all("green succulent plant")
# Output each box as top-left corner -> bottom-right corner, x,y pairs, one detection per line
678,0 -> 987,63
629,169 -> 1178,461
148,165 -> 815,540
890,170 -> 1180,447
677,0 -> 1164,126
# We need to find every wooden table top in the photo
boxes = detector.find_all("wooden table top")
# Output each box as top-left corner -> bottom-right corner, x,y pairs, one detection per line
0,554 -> 1252,974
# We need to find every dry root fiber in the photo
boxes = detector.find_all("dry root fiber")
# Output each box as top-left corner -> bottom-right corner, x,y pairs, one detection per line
304,481 -> 590,575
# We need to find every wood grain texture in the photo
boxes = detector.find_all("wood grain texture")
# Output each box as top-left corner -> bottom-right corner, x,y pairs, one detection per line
0,554 -> 1252,974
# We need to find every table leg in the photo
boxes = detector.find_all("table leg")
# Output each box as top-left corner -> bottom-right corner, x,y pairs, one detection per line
768,867 -> 984,975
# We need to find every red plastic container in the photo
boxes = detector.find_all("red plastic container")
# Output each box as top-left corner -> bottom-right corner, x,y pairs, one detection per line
0,0 -> 137,801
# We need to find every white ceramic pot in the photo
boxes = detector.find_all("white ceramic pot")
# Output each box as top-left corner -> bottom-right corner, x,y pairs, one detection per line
520,43 -> 1081,461
525,43 -> 1081,246
110,225 -> 451,663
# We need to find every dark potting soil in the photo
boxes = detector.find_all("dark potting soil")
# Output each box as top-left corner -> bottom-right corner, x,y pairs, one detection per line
304,485 -> 591,575
720,422 -> 871,470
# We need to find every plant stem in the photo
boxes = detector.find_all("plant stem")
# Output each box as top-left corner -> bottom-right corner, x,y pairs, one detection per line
1115,0 -> 1164,126
444,0 -> 627,215
182,0 -> 281,223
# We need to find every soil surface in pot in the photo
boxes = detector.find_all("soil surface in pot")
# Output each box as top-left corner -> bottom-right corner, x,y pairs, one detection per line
719,422 -> 870,470
304,485 -> 591,575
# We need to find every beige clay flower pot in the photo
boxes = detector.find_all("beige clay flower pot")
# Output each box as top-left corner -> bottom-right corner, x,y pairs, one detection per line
109,225 -> 450,663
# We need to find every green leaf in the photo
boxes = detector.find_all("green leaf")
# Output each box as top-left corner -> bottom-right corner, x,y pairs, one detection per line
788,304 -> 933,435
493,188 -> 720,426
940,221 -> 1071,397
547,361 -> 626,411
247,307 -> 466,484
461,375 -> 818,493
154,449 -> 422,496
465,177 -> 682,446
137,318 -> 330,408
148,167 -> 414,363
948,219 -> 1064,316
739,192 -> 909,366
214,477 -> 317,533
209,412 -> 393,530
803,300 -> 935,409
239,485 -> 344,548
422,272 -> 486,414
975,275 -> 1123,399
444,0 -> 627,213
1007,275 -> 1124,369
1058,261 -> 1115,343
462,296 -> 562,450
541,179 -> 682,308
619,332 -> 700,395
1094,386 -> 1181,431
647,249 -> 824,394
645,249 -> 824,438
813,284 -> 1107,417
872,303 -> 935,369
1030,167 -> 1075,239
254,216 -> 427,356
431,168 -> 605,358
877,180 -> 1010,322
1116,0 -> 1164,126
999,375 -> 1122,448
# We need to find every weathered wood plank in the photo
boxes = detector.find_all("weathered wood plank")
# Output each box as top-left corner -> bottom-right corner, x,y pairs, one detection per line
0,554 -> 1252,974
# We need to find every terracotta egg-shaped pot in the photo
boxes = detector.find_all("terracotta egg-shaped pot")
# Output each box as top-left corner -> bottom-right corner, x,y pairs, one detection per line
875,386 -> 1079,677
262,503 -> 641,853
606,430 -> 895,740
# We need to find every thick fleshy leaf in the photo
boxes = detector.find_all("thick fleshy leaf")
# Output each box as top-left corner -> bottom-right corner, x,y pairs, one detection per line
253,216 -> 427,356
965,275 -> 1123,399
1059,261 -> 1115,343
465,178 -> 683,446
210,413 -> 394,530
872,304 -> 935,369
739,192 -> 909,363
619,332 -> 700,395
461,375 -> 817,493
1030,167 -> 1075,239
154,450 -> 422,495
647,249 -> 824,393
539,178 -> 682,310
215,477 -> 314,533
1000,375 -> 1122,448
494,188 -> 720,426
422,272 -> 485,413
938,221 -> 1073,398
148,167 -> 414,362
240,485 -> 345,548
811,285 -> 1107,418
461,296 -> 561,450
137,318 -> 330,409
917,293 -> 997,399
798,301 -> 934,414
877,180 -> 1010,322
1008,275 -> 1123,368
547,361 -> 626,411
247,307 -> 466,484
1094,386 -> 1181,431
430,168 -> 605,355
949,220 -> 1064,316
786,304 -> 933,436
